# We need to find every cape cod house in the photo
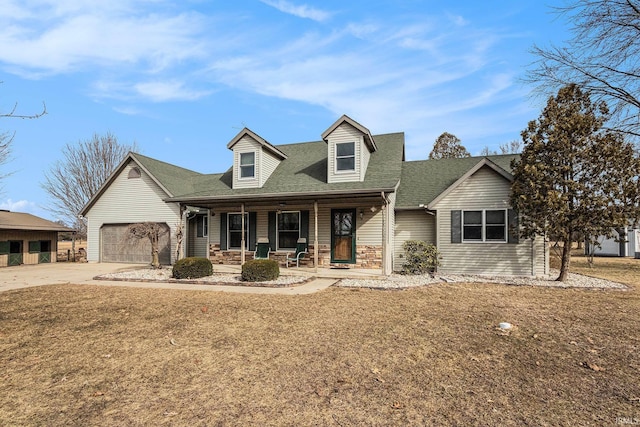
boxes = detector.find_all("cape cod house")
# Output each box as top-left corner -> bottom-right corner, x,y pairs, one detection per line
80,115 -> 549,276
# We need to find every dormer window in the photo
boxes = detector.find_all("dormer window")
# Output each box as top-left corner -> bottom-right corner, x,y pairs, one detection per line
336,142 -> 355,172
240,152 -> 255,179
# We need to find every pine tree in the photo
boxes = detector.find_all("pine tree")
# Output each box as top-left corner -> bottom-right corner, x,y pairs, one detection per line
511,84 -> 640,281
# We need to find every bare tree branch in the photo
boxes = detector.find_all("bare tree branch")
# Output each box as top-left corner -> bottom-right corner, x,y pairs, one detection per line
41,132 -> 138,236
526,0 -> 640,140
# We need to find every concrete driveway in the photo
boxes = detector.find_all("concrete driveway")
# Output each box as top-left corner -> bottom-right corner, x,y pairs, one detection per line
0,263 -> 336,295
0,262 -> 139,292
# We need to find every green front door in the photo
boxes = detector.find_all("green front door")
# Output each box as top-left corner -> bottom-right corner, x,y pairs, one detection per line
331,209 -> 356,264
8,241 -> 22,266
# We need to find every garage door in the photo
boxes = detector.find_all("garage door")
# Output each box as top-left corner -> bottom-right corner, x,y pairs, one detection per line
101,223 -> 171,264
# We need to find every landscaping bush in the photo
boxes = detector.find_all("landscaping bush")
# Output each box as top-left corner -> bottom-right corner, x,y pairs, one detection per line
401,240 -> 441,275
172,257 -> 213,279
242,259 -> 280,282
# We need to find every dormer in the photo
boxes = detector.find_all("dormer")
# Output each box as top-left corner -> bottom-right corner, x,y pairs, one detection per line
322,115 -> 377,183
227,127 -> 288,189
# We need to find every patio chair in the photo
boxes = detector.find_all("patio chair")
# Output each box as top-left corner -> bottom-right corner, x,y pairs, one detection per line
254,238 -> 271,260
286,238 -> 308,268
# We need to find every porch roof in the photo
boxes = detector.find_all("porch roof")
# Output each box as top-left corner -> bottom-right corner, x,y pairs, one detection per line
165,132 -> 405,203
395,154 -> 518,209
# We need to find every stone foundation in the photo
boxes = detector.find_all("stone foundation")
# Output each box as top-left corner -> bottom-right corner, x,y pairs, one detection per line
208,243 -> 382,269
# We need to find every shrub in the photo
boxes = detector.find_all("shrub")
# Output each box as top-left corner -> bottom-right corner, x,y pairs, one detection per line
173,257 -> 213,279
242,259 -> 280,282
401,240 -> 441,275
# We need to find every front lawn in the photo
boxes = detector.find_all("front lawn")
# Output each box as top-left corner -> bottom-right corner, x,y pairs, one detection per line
0,255 -> 638,425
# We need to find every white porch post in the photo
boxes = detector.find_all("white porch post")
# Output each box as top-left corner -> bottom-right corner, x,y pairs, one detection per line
314,200 -> 318,273
241,203 -> 245,265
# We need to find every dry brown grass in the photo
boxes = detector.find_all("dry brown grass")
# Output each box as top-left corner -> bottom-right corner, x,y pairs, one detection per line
1,256 -> 639,426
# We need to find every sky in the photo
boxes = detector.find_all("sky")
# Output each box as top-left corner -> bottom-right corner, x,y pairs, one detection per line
0,0 -> 569,222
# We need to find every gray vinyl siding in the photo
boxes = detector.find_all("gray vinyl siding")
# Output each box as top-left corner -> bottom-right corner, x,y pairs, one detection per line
327,123 -> 365,183
260,150 -> 281,187
393,210 -> 436,271
85,161 -> 181,263
432,166 -> 548,276
187,216 -> 208,258
232,136 -> 260,189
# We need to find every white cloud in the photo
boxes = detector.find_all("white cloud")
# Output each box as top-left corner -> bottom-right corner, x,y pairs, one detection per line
0,2 -> 208,75
0,198 -> 39,214
134,80 -> 211,102
259,0 -> 332,22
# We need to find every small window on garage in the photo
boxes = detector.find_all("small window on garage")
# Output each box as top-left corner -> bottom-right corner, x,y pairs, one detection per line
128,167 -> 141,179
0,241 -> 9,255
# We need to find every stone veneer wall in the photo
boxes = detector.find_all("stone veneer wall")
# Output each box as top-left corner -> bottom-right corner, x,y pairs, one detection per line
208,243 -> 383,269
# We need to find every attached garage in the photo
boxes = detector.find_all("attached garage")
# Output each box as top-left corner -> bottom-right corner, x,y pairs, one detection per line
100,223 -> 171,264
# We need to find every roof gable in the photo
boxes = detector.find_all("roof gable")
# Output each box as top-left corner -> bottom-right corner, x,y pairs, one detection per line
321,114 -> 377,153
427,157 -> 513,209
80,152 -> 202,216
396,154 -> 518,209
226,127 -> 288,160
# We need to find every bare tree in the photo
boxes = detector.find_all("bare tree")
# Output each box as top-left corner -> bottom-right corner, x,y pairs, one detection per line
41,132 -> 137,236
526,1 -> 640,139
1,88 -> 47,190
125,222 -> 169,268
479,140 -> 522,156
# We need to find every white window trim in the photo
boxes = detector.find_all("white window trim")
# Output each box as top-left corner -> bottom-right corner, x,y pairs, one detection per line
276,210 -> 300,251
238,151 -> 256,180
334,141 -> 356,174
227,212 -> 249,250
461,209 -> 507,243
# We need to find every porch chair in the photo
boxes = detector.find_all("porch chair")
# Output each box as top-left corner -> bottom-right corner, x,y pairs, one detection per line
254,238 -> 271,260
286,238 -> 308,268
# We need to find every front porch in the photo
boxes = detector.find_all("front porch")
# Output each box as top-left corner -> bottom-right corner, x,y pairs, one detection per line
182,193 -> 395,274
209,260 -> 387,280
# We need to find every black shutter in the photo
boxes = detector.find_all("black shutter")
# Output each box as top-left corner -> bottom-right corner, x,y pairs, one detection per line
0,241 -> 9,255
219,213 -> 228,250
508,209 -> 519,244
268,211 -> 276,250
249,212 -> 257,251
300,210 -> 309,242
451,210 -> 461,243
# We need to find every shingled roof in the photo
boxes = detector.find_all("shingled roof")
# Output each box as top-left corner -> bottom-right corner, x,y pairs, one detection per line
395,154 -> 518,209
165,132 -> 405,203
0,210 -> 73,232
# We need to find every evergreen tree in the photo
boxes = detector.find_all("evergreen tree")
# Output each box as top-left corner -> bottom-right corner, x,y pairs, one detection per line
511,84 -> 640,281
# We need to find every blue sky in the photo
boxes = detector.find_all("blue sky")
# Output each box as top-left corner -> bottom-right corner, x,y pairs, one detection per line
0,0 -> 568,221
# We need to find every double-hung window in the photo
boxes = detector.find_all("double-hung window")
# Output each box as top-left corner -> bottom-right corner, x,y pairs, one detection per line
240,152 -> 255,179
277,211 -> 300,250
463,210 -> 506,242
335,142 -> 355,172
228,213 -> 249,249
